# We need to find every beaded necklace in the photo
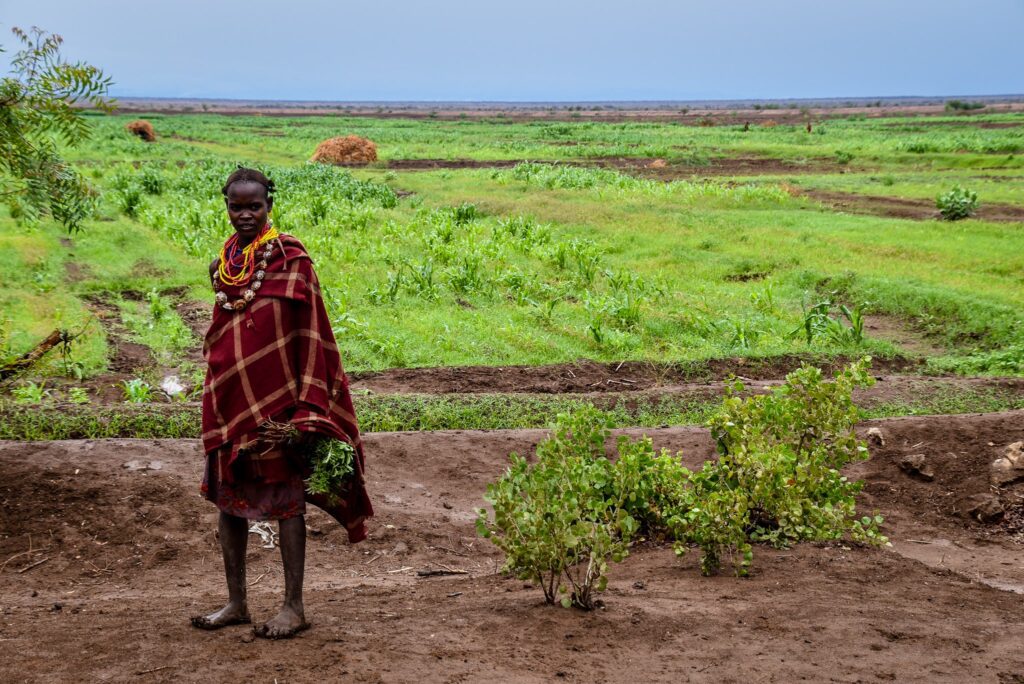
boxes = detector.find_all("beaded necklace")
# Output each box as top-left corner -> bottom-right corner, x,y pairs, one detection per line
218,223 -> 280,287
214,223 -> 280,312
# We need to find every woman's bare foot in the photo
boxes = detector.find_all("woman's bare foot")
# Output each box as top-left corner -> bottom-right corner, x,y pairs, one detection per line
190,601 -> 251,630
253,603 -> 309,639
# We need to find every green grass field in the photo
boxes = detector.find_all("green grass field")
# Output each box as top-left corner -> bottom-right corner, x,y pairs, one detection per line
2,110 -> 1023,406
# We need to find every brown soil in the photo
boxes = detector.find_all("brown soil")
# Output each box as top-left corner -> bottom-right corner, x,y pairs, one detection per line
804,189 -> 1024,223
2,411 -> 1024,681
594,156 -> 846,179
863,315 -> 945,357
113,99 -> 1024,124
349,356 -> 920,395
63,260 -> 92,284
79,295 -> 153,401
175,300 -> 211,364
359,156 -> 843,178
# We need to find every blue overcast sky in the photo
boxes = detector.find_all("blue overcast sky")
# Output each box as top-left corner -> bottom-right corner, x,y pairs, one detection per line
1,0 -> 1021,101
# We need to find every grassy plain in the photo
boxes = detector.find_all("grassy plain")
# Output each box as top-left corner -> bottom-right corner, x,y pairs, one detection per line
2,110 -> 1023,413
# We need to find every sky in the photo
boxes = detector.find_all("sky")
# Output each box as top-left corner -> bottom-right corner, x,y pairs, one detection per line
1,0 -> 1021,102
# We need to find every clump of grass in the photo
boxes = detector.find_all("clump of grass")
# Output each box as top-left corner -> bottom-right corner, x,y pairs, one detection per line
121,378 -> 154,403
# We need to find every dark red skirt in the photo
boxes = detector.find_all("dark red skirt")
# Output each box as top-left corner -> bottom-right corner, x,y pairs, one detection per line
201,446 -> 307,521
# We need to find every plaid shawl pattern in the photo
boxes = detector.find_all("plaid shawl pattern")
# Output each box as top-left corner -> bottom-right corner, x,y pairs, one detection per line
202,234 -> 372,542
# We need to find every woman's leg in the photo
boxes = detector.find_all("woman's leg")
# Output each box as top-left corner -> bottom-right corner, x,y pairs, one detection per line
254,515 -> 308,638
190,512 -> 251,628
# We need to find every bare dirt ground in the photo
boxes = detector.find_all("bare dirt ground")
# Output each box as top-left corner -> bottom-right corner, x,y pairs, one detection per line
355,156 -> 846,179
112,99 -> 1024,124
348,356 -> 920,395
803,189 -> 1024,223
2,411 -> 1023,682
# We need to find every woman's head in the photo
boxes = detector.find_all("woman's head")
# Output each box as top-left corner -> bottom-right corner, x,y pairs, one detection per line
222,167 -> 275,244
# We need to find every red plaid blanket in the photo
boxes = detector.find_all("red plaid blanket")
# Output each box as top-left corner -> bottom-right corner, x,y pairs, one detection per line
202,234 -> 372,542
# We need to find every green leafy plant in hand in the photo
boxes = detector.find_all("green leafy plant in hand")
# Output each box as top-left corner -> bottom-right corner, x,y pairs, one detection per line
259,420 -> 356,506
476,406 -> 640,609
305,438 -> 356,506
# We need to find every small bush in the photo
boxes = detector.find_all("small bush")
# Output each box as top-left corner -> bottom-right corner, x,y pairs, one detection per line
476,407 -> 640,609
835,150 -> 854,165
945,100 -> 985,112
478,361 -> 889,602
668,359 -> 886,575
936,185 -> 979,221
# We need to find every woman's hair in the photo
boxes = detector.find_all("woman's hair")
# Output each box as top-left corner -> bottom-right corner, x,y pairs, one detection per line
221,166 -> 275,199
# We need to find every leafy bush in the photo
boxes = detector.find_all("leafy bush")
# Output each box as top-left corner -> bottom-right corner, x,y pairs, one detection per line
476,407 -> 640,609
668,359 -> 887,575
945,100 -> 985,112
936,185 -> 979,221
479,361 -> 889,602
0,27 -> 111,231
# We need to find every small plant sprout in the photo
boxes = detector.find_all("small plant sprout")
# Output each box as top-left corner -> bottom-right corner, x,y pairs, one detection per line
122,378 -> 154,403
12,381 -> 48,405
147,289 -> 170,322
68,387 -> 90,404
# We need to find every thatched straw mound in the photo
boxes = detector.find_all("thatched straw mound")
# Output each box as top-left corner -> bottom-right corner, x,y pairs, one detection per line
126,120 -> 156,142
310,136 -> 378,165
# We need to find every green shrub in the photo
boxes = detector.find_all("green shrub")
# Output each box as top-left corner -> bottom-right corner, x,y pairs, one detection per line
476,407 -> 640,609
945,100 -> 985,112
668,359 -> 887,575
477,361 -> 889,601
936,185 -> 979,221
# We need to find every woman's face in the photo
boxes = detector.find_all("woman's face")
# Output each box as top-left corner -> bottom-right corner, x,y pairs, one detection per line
225,181 -> 272,244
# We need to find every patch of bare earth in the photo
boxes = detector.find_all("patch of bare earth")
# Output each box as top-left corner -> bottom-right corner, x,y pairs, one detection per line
804,188 -> 1024,223
356,156 -> 845,178
863,315 -> 946,357
79,295 -> 153,402
349,356 -> 919,395
1,411 -> 1024,681
175,300 -> 211,364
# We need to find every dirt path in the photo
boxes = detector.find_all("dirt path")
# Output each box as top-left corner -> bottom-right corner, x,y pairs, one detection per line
354,156 -> 844,178
804,188 -> 1024,223
1,412 -> 1023,682
348,356 -> 920,394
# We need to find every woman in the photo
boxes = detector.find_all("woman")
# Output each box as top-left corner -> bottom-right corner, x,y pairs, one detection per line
190,167 -> 372,639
